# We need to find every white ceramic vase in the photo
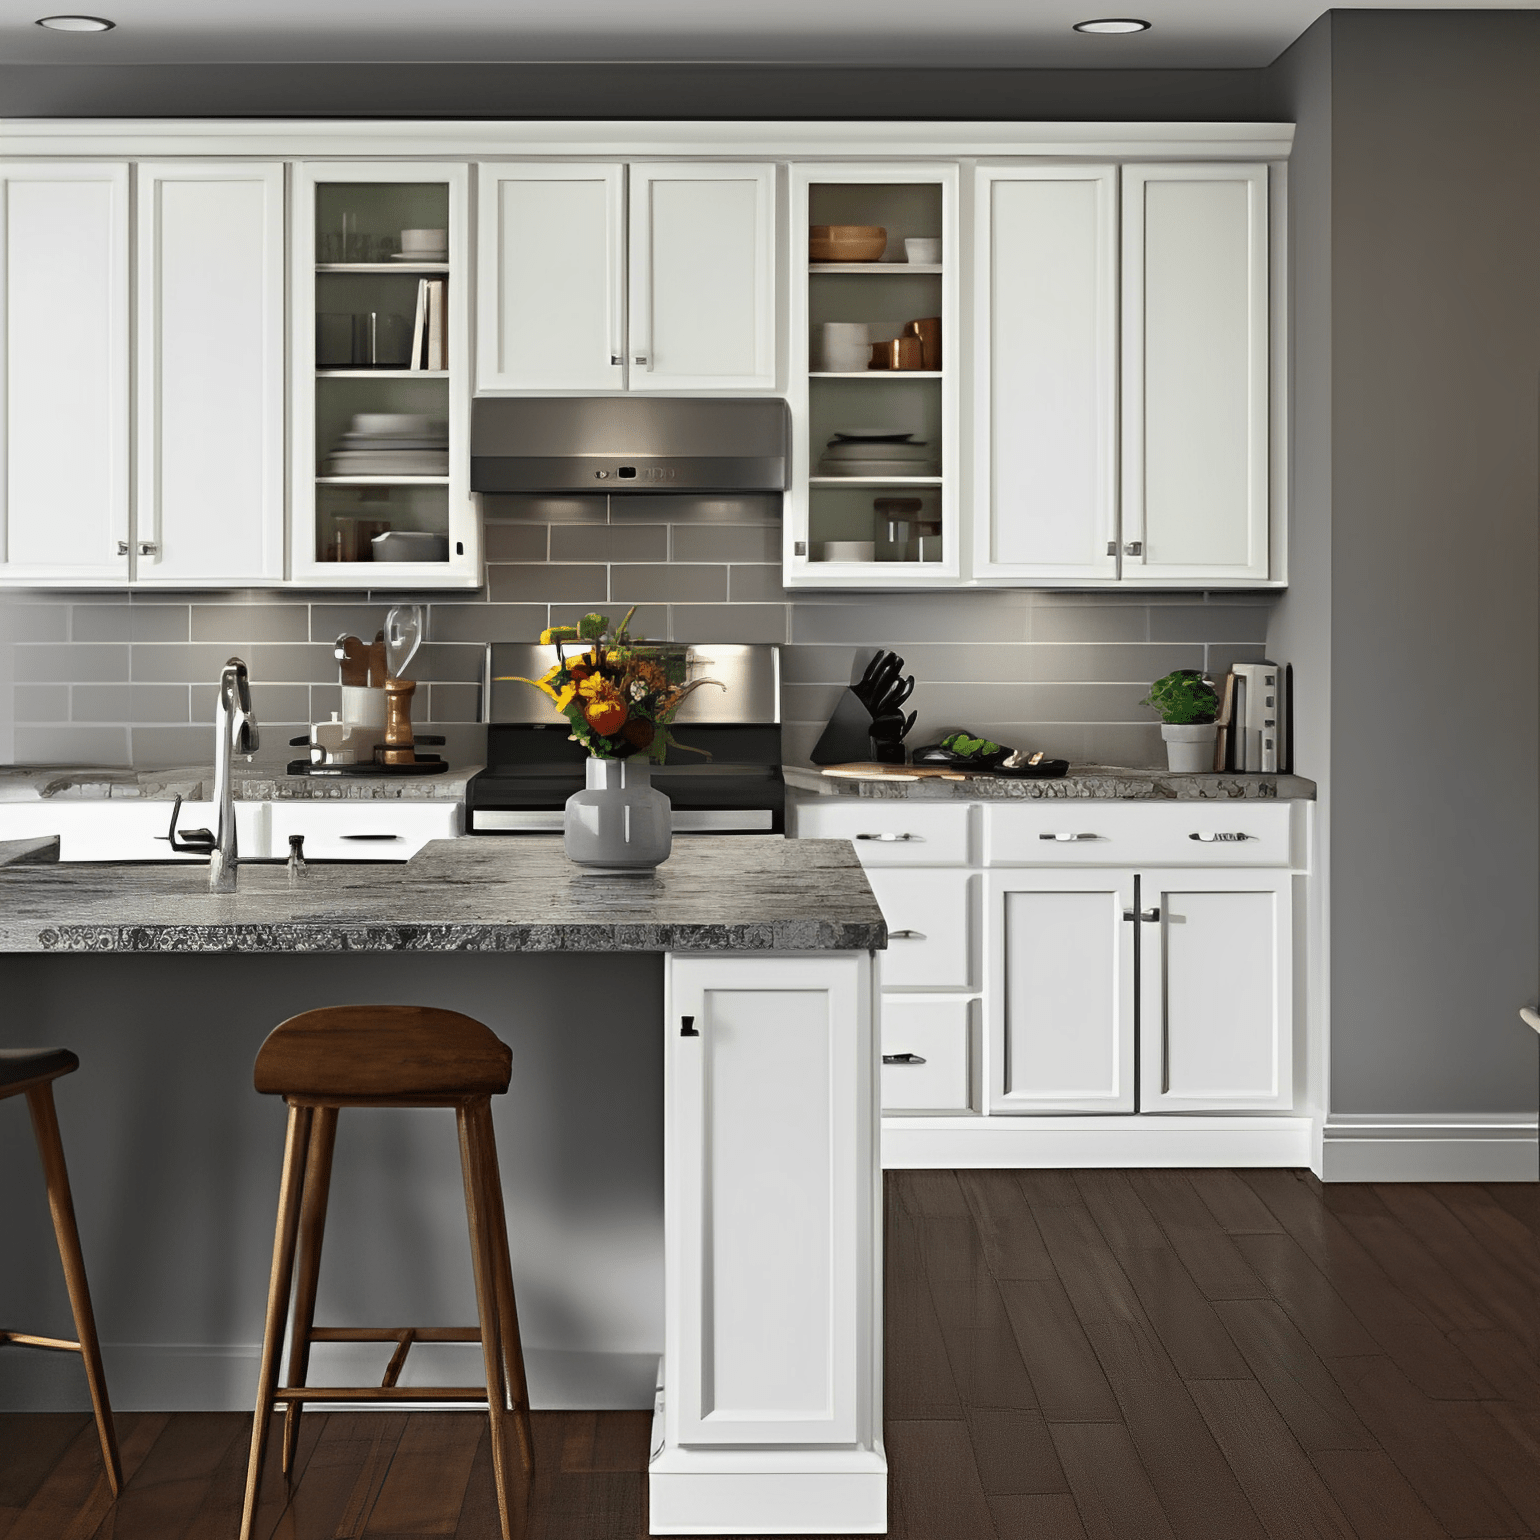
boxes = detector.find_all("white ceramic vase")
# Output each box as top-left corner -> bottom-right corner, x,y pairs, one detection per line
1161,721 -> 1219,773
563,756 -> 673,874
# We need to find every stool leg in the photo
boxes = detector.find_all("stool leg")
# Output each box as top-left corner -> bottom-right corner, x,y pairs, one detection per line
281,1106 -> 337,1477
25,1082 -> 123,1498
458,1099 -> 524,1540
469,1098 -> 534,1478
240,1103 -> 313,1540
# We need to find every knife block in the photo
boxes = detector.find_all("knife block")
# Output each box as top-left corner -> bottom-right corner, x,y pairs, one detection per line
378,678 -> 417,766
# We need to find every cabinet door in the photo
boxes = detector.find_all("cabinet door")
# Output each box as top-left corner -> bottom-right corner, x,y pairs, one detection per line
1122,164 -> 1270,584
987,869 -> 1136,1113
1139,869 -> 1293,1111
0,163 -> 129,583
865,867 -> 975,989
972,166 -> 1117,584
136,162 -> 285,585
476,163 -> 625,392
666,952 -> 875,1448
628,164 -> 776,391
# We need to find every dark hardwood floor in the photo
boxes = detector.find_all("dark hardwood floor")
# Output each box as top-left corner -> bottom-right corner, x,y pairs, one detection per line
3,1169 -> 1538,1539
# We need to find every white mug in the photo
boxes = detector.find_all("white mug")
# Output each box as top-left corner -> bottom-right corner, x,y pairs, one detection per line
815,321 -> 871,374
400,227 -> 447,254
904,237 -> 942,265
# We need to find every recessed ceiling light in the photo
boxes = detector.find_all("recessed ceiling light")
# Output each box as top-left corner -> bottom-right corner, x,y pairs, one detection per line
1073,17 -> 1151,33
35,14 -> 115,29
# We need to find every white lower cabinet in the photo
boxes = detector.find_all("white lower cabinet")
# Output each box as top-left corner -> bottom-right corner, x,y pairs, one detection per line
1138,868 -> 1292,1111
881,996 -> 975,1113
864,866 -> 975,989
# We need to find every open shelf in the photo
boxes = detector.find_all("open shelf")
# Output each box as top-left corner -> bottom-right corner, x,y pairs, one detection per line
316,475 -> 450,486
809,476 -> 943,487
811,371 -> 943,381
316,369 -> 450,379
810,262 -> 942,275
316,262 -> 450,274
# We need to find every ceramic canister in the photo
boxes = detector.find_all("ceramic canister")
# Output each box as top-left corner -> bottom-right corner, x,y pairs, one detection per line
564,756 -> 673,873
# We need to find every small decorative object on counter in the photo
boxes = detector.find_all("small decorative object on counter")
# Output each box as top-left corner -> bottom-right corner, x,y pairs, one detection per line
1142,669 -> 1220,772
912,732 -> 1012,772
498,610 -> 722,874
996,748 -> 1071,779
378,606 -> 425,767
286,834 -> 307,885
810,650 -> 917,767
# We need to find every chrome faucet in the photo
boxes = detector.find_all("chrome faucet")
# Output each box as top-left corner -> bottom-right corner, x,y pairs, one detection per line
165,657 -> 260,891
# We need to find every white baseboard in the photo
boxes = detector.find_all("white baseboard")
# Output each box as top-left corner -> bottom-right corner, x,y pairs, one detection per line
0,1343 -> 658,1414
882,1114 -> 1312,1169
1316,1116 -> 1539,1182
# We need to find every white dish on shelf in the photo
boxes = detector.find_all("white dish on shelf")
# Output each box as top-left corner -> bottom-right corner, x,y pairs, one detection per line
820,541 -> 876,562
829,429 -> 916,442
390,252 -> 447,262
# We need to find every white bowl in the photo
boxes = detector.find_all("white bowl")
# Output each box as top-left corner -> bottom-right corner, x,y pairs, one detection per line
821,541 -> 876,562
904,237 -> 942,264
400,227 -> 447,252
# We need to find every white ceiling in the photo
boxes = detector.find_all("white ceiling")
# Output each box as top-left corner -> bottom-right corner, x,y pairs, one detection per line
1,0 -> 1535,70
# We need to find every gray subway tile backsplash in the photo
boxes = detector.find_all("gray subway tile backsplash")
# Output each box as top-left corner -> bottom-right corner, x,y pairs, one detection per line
1,488 -> 1280,768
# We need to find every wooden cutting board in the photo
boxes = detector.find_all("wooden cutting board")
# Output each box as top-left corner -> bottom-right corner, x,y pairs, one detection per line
820,762 -> 975,782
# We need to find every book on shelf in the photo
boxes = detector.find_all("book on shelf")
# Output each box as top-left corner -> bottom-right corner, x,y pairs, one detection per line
408,277 -> 447,371
409,279 -> 428,370
1212,672 -> 1236,772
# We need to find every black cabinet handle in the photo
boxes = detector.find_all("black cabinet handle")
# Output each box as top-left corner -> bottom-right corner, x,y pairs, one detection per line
680,1016 -> 699,1037
882,1052 -> 927,1065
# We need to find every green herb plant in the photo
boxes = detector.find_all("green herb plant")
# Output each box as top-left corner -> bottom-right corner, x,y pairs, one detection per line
940,731 -> 1003,759
1141,670 -> 1219,725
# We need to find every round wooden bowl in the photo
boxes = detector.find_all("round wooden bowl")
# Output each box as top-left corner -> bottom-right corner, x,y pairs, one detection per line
810,224 -> 887,262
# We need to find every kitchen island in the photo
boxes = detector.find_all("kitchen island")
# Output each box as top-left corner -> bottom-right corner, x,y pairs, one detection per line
0,836 -> 888,1535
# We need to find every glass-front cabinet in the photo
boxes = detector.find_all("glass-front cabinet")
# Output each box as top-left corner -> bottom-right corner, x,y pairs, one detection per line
784,164 -> 960,587
290,162 -> 479,588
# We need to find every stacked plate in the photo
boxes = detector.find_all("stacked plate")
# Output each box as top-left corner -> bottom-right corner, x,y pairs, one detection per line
816,428 -> 940,478
325,413 -> 449,477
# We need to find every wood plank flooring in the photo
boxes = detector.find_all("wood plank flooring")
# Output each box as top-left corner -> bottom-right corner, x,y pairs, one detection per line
2,1169 -> 1537,1538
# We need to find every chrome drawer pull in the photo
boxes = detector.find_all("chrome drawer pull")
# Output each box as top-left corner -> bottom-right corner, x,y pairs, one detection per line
1039,832 -> 1099,842
340,833 -> 403,841
890,929 -> 925,940
1123,908 -> 1161,922
857,832 -> 921,842
882,1052 -> 927,1065
1189,832 -> 1252,842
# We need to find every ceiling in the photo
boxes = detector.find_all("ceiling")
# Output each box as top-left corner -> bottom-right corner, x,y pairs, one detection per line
1,0 -> 1536,70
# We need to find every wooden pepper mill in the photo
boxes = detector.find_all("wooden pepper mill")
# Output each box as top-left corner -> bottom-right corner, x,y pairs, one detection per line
379,677 -> 417,766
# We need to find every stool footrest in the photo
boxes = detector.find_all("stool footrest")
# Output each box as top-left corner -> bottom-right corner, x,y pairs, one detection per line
1,1330 -> 84,1353
309,1326 -> 481,1343
272,1386 -> 492,1403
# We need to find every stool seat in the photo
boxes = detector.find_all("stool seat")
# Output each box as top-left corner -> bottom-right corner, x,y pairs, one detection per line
254,1006 -> 512,1102
0,1047 -> 79,1094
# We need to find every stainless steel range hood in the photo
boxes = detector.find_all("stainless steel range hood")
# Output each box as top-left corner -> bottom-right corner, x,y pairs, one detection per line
470,397 -> 789,494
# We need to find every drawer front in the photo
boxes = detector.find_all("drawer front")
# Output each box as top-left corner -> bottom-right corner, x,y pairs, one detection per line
984,801 -> 1293,867
867,867 -> 974,989
790,798 -> 972,866
881,997 -> 973,1113
268,802 -> 460,862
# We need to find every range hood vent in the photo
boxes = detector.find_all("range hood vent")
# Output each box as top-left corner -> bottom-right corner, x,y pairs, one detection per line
470,397 -> 789,495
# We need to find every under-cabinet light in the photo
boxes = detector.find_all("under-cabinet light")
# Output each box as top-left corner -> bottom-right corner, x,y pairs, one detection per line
1072,17 -> 1151,33
35,13 -> 115,28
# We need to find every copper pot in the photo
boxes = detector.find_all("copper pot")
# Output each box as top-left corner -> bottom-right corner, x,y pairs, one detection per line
905,317 -> 941,371
869,335 -> 925,371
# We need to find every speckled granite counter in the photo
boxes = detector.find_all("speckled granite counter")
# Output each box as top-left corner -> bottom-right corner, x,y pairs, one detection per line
783,764 -> 1316,802
0,835 -> 885,954
0,763 -> 477,803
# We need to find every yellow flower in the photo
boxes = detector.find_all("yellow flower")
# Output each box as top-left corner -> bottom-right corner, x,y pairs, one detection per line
577,676 -> 604,700
555,684 -> 577,711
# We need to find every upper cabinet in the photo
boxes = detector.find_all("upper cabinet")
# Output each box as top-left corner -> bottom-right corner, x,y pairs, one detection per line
0,163 -> 130,584
477,162 -> 777,395
1121,164 -> 1271,585
136,162 -> 285,586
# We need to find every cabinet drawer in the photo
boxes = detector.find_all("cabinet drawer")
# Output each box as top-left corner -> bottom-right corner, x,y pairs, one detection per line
791,799 -> 972,866
881,998 -> 973,1113
867,868 -> 974,989
983,802 -> 1293,867
268,803 -> 460,862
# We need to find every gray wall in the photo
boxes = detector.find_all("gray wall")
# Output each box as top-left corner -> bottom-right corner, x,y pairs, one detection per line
0,495 -> 1273,771
1267,12 -> 1540,1118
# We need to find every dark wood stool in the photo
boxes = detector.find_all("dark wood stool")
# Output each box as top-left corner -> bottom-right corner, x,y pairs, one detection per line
240,1006 -> 534,1540
0,1048 -> 123,1497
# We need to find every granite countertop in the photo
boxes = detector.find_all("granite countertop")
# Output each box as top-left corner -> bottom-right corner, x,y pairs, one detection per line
782,765 -> 1317,802
0,764 -> 478,804
0,836 -> 885,955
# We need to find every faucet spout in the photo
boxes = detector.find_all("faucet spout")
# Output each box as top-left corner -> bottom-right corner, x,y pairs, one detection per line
209,657 -> 260,893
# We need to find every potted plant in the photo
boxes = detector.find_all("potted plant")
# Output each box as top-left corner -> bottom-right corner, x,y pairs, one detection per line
1142,669 -> 1220,773
500,610 -> 720,873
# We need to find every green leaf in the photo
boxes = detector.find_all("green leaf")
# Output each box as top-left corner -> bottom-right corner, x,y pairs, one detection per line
577,612 -> 609,641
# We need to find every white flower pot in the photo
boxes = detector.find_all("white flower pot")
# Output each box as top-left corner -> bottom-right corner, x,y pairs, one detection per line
564,756 -> 673,874
1161,721 -> 1218,773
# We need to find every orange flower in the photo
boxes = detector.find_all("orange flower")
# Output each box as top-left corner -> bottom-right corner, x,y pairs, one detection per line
584,698 -> 628,736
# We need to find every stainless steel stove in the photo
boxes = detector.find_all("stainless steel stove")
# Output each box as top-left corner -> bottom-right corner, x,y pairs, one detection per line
465,643 -> 784,835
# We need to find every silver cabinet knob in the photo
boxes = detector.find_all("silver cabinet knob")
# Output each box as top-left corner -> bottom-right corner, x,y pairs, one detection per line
1189,831 -> 1252,842
1106,540 -> 1118,556
889,929 -> 925,940
1039,832 -> 1099,842
633,354 -> 649,366
116,541 -> 129,556
1122,907 -> 1161,922
1123,540 -> 1143,556
856,832 -> 920,842
610,355 -> 624,365
138,541 -> 159,557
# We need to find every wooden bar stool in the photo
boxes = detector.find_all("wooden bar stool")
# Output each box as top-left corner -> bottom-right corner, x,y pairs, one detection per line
0,1048 -> 123,1497
239,1006 -> 534,1540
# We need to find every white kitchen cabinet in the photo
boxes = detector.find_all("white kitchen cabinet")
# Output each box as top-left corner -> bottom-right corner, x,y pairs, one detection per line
477,162 -> 777,395
1139,868 -> 1293,1111
972,165 -> 1118,584
664,951 -> 874,1450
864,866 -> 975,989
1122,163 -> 1271,584
881,996 -> 974,1113
987,869 -> 1138,1114
476,164 -> 625,392
0,162 -> 130,585
136,162 -> 285,586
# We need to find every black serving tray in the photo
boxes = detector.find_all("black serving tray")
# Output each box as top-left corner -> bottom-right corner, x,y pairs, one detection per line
285,756 -> 449,778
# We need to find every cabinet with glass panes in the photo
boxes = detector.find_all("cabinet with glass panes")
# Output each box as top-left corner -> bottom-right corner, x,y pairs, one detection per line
290,162 -> 478,588
784,165 -> 959,587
